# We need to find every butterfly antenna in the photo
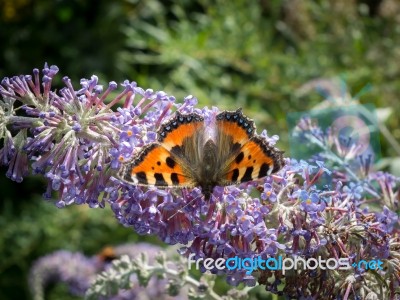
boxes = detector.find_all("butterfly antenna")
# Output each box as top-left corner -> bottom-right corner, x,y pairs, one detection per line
167,194 -> 203,221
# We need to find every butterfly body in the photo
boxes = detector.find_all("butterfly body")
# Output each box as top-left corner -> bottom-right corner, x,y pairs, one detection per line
120,109 -> 285,200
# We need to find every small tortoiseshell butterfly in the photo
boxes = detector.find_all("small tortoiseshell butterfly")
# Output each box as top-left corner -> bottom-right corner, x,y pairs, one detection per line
120,108 -> 285,200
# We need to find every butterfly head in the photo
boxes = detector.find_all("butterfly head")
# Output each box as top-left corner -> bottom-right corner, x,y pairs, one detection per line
202,187 -> 213,201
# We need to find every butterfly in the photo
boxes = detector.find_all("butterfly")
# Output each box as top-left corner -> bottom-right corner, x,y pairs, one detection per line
119,108 -> 285,200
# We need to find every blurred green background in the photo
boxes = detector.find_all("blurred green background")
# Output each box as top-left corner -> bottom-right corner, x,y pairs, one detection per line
1,0 -> 400,299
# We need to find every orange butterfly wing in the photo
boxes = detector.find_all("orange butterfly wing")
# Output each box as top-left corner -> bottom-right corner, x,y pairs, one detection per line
215,109 -> 285,185
121,112 -> 204,187
223,136 -> 285,184
121,143 -> 195,187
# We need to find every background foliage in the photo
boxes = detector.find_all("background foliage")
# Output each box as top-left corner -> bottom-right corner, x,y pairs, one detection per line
1,0 -> 400,299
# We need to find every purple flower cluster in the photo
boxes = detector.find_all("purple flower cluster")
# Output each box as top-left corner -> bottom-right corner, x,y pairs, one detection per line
29,243 -> 186,300
0,64 -> 186,208
2,65 -> 400,299
30,250 -> 97,297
